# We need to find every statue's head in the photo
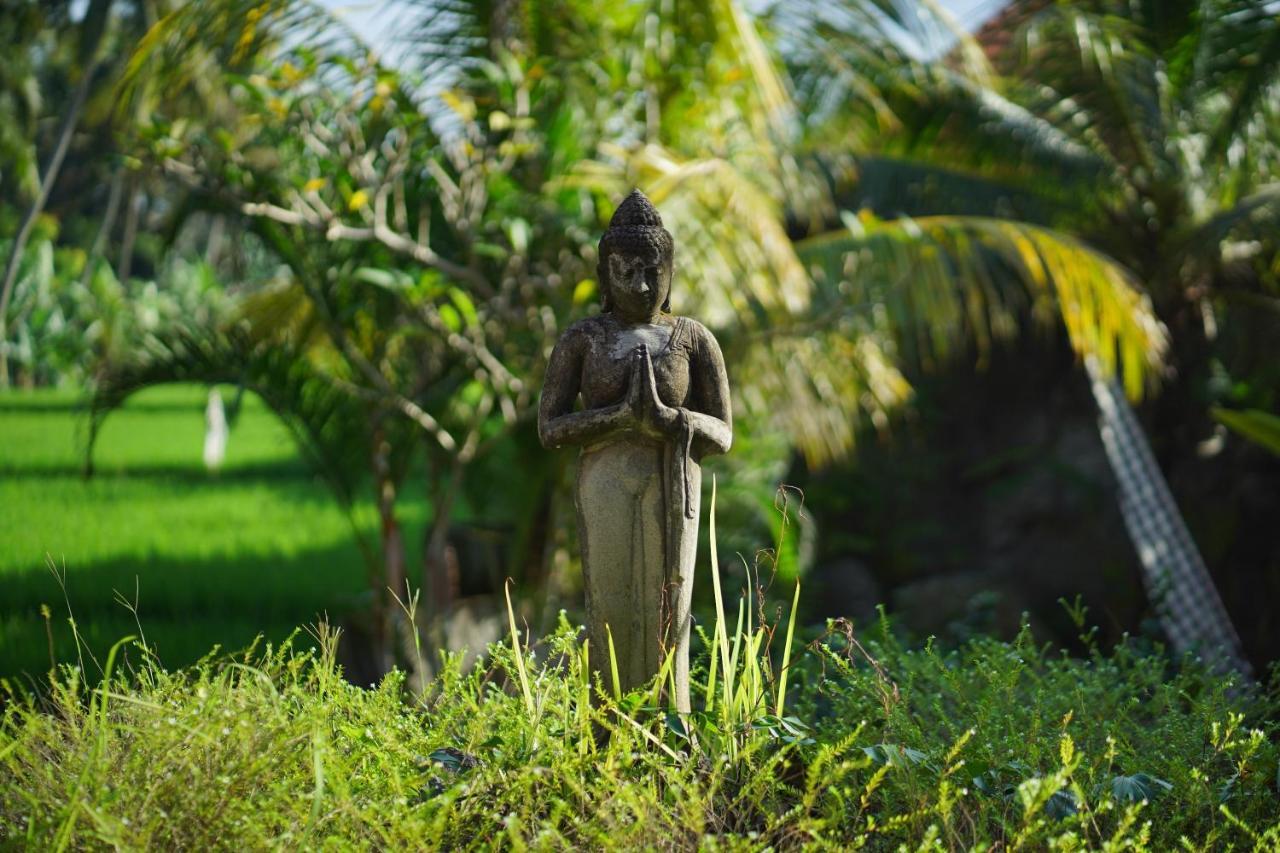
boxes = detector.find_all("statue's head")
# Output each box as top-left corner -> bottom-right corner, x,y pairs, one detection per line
598,189 -> 673,322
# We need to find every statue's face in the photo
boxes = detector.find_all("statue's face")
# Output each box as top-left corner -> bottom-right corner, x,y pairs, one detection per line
606,250 -> 670,322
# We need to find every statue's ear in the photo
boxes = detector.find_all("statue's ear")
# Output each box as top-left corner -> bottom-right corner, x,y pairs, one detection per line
661,262 -> 672,312
598,260 -> 611,311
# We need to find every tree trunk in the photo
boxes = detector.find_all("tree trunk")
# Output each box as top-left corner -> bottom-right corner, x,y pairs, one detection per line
1087,359 -> 1253,678
423,459 -> 463,636
0,57 -> 102,389
116,178 -> 141,284
205,213 -> 226,268
79,167 -> 126,288
371,420 -> 406,674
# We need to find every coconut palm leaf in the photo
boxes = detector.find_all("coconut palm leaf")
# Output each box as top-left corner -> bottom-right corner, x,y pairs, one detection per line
779,14 -> 1116,197
572,144 -> 812,322
88,323 -> 377,512
1016,7 -> 1171,182
1192,0 -> 1280,171
798,213 -> 1168,398
1185,183 -> 1280,250
736,325 -> 912,467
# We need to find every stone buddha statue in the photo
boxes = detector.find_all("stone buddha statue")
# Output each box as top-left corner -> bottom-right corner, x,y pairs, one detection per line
538,189 -> 733,712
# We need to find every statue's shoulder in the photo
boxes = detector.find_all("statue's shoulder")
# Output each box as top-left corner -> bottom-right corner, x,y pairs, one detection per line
674,317 -> 722,353
559,314 -> 610,347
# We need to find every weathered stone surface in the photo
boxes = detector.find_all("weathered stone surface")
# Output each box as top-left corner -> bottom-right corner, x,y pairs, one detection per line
538,190 -> 732,711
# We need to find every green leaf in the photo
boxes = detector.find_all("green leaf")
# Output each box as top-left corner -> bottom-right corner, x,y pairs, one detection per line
353,267 -> 408,291
971,772 -> 996,796
861,743 -> 928,768
572,279 -> 597,305
1212,408 -> 1280,457
448,287 -> 478,328
504,217 -> 529,254
1044,789 -> 1079,819
1111,772 -> 1172,803
439,304 -> 461,333
798,213 -> 1167,400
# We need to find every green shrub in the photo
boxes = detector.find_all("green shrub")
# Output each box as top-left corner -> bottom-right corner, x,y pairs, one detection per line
2,605 -> 1277,849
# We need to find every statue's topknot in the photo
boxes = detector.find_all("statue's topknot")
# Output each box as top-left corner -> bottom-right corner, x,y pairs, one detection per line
598,189 -> 674,312
609,189 -> 665,230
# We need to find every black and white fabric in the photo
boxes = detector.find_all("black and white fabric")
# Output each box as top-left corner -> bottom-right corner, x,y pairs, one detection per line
1087,359 -> 1252,678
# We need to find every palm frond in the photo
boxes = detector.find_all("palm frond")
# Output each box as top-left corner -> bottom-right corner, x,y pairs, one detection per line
1017,6 -> 1169,181
798,212 -> 1169,399
735,325 -> 912,467
1197,4 -> 1280,200
117,0 -> 368,117
398,0 -> 492,84
1186,183 -> 1280,251
1193,0 -> 1280,160
779,8 -> 1114,192
570,144 -> 813,326
713,0 -> 797,140
88,324 -> 375,509
833,154 -> 1079,227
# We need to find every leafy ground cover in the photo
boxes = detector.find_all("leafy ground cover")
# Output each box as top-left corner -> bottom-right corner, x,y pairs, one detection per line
1,608 -> 1277,850
0,385 -> 421,682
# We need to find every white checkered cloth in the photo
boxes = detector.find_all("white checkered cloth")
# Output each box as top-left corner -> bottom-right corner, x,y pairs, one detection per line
1088,360 -> 1253,678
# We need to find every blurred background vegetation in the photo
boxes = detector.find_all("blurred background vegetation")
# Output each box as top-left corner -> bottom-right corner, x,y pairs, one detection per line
1,0 -> 1278,687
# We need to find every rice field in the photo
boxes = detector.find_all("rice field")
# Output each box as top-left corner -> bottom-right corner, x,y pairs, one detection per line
0,384 -> 424,684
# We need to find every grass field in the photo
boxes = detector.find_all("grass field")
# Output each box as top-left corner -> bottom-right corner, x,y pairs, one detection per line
0,385 -> 426,683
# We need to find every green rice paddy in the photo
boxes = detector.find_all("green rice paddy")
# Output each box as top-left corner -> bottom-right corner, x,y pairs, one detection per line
0,385 -> 421,683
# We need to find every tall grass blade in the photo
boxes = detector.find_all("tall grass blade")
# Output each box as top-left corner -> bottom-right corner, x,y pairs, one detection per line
652,642 -> 676,708
605,624 -> 622,701
707,475 -> 734,711
728,600 -> 746,720
705,627 -> 720,713
776,579 -> 801,718
503,580 -> 535,715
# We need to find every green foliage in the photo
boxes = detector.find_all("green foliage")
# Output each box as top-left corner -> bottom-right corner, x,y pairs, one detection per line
2,612 -> 1276,848
1212,407 -> 1280,457
1,232 -> 227,387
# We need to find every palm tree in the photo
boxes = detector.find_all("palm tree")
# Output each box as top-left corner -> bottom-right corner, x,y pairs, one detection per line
771,0 -> 1280,673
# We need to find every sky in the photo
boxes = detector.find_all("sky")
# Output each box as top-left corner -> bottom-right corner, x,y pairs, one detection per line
316,0 -> 1013,63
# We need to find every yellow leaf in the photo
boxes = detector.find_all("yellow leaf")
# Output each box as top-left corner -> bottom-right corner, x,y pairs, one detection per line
572,279 -> 596,305
440,90 -> 476,122
303,177 -> 326,193
348,190 -> 369,211
279,60 -> 304,86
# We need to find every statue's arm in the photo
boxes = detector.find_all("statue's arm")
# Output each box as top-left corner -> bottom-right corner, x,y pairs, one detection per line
538,327 -> 627,449
684,324 -> 733,457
